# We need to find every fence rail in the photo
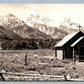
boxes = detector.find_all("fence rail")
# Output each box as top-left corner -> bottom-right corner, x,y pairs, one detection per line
0,71 -> 66,81
0,71 -> 83,81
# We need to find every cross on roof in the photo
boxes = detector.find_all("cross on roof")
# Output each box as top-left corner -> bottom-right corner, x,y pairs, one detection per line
77,24 -> 82,31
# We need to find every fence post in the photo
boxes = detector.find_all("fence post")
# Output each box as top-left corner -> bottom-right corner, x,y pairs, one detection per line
24,51 -> 28,65
0,73 -> 5,81
64,75 -> 67,81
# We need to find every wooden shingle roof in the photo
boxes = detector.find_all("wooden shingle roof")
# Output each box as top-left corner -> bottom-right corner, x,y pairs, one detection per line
71,36 -> 84,47
55,31 -> 82,47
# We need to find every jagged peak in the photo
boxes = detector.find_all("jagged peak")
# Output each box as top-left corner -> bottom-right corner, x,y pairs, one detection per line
6,13 -> 16,18
63,16 -> 71,23
31,11 -> 39,16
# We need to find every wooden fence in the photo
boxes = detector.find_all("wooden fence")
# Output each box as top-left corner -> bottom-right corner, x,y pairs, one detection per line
0,71 -> 83,81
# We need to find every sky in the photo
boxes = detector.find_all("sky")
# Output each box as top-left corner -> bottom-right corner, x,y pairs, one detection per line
0,4 -> 84,27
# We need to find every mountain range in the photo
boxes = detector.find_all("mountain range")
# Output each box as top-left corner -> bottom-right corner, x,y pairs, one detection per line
0,14 -> 51,40
26,13 -> 79,39
0,13 -> 79,40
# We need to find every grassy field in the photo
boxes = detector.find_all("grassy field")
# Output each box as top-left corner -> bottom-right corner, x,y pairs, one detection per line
0,49 -> 84,81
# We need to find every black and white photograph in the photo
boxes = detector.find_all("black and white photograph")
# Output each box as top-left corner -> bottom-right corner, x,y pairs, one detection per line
0,4 -> 84,81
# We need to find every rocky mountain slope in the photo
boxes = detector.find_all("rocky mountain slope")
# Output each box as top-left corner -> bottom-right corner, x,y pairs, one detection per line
26,14 -> 78,39
0,13 -> 79,40
0,26 -> 22,40
0,14 -> 51,40
60,17 -> 79,33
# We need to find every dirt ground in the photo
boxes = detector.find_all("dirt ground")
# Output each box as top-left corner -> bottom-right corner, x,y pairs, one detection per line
0,49 -> 84,81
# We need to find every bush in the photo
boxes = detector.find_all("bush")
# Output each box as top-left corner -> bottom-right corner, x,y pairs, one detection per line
2,39 -> 60,50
